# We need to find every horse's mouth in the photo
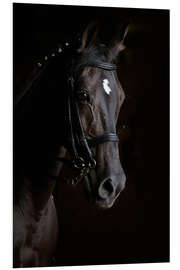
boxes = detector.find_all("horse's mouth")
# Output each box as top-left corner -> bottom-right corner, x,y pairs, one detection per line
94,195 -> 120,209
94,200 -> 114,209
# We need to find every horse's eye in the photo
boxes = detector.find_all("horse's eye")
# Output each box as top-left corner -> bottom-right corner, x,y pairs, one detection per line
76,90 -> 90,103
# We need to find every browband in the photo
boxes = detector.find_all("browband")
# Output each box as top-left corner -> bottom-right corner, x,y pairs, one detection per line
89,61 -> 117,70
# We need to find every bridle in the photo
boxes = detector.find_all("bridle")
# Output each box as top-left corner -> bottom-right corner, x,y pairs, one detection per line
56,59 -> 120,185
14,44 -> 120,186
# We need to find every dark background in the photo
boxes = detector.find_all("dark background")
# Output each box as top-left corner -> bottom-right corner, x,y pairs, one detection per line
14,3 -> 169,266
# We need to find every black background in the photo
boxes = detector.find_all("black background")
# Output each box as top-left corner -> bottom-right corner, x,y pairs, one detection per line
14,3 -> 169,266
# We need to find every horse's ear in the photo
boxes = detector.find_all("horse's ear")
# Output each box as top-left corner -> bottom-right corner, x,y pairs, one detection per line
108,23 -> 129,61
77,21 -> 99,53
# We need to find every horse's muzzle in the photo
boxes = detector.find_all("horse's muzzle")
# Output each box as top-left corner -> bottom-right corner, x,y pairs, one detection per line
95,174 -> 126,209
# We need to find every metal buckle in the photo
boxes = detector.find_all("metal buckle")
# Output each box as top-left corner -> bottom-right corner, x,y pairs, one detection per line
88,158 -> 96,169
73,157 -> 86,170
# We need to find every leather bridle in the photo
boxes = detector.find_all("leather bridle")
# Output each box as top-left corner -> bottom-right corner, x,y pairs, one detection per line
14,47 -> 120,186
56,60 -> 120,185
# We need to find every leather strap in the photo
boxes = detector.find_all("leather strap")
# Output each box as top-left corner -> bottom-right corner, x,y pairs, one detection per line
89,61 -> 117,71
88,133 -> 119,147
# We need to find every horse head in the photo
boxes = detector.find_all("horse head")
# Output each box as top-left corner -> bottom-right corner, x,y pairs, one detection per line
58,21 -> 129,209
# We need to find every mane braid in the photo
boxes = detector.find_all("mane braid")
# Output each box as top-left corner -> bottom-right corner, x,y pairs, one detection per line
14,43 -> 65,109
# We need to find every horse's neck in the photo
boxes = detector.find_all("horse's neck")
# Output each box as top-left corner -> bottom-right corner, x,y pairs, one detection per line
14,68 -> 67,215
15,176 -> 56,218
14,145 -> 66,216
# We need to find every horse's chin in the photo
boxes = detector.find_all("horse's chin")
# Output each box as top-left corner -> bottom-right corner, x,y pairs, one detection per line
93,197 -> 117,209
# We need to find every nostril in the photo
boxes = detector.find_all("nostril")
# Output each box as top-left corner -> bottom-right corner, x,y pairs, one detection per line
98,178 -> 115,199
103,179 -> 114,194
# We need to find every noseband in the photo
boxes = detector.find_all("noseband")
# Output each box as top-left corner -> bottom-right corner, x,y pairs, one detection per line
56,60 -> 119,184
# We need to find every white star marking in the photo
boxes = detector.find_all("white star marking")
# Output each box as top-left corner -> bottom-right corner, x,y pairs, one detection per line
102,79 -> 112,95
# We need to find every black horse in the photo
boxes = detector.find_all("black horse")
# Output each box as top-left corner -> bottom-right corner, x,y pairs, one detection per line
14,22 -> 128,267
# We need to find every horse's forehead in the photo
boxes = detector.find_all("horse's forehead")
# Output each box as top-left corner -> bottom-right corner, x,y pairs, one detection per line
77,68 -> 120,107
98,72 -> 119,99
80,68 -> 116,90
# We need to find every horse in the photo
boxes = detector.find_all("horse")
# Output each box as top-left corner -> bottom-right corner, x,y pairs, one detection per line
13,21 -> 128,267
